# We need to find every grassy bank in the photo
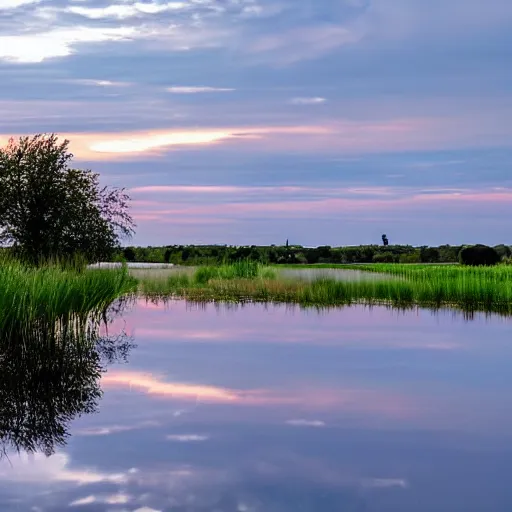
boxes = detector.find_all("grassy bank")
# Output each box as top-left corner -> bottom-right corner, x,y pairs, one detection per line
0,259 -> 137,341
138,262 -> 512,314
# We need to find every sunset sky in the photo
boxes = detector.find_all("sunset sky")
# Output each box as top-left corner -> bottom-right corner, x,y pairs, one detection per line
1,0 -> 511,246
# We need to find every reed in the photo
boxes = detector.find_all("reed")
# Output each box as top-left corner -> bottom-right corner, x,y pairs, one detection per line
0,258 -> 137,344
138,262 -> 512,314
138,261 -> 277,296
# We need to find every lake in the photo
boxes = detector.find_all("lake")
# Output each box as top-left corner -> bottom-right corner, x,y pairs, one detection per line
1,299 -> 512,511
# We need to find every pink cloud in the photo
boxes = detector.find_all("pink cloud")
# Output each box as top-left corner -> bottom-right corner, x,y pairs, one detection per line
128,187 -> 512,224
0,117 -> 479,161
101,370 -> 416,418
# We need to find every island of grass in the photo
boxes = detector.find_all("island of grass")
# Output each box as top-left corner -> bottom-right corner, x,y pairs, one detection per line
137,261 -> 512,315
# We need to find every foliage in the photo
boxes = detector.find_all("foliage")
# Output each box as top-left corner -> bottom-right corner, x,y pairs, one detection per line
0,257 -> 137,339
0,134 -> 135,264
399,252 -> 421,263
420,246 -> 440,263
117,243 -> 473,266
372,252 -> 396,263
494,244 -> 512,260
459,245 -> 500,266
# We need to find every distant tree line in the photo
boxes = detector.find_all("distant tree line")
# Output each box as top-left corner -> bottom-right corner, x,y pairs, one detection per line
116,243 -> 512,266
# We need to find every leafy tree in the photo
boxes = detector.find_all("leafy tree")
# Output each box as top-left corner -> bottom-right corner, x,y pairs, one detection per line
382,234 -> 389,246
400,252 -> 421,263
0,134 -> 134,263
459,245 -> 500,266
420,246 -> 440,263
373,252 -> 396,263
122,247 -> 136,262
493,244 -> 511,260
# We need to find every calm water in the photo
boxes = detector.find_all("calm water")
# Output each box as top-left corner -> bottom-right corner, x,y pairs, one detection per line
2,300 -> 512,511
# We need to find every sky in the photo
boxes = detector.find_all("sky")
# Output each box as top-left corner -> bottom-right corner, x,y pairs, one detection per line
1,0 -> 511,247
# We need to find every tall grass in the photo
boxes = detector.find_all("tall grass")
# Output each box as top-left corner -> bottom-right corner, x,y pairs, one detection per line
138,262 -> 512,314
194,260 -> 275,284
0,258 -> 137,344
139,261 -> 276,296
339,264 -> 512,307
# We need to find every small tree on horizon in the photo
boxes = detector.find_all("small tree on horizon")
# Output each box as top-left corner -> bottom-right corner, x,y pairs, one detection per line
0,134 -> 135,264
382,234 -> 389,246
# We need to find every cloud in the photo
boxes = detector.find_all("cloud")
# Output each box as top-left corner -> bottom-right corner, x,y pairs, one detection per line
67,2 -> 188,20
87,130 -> 238,154
70,495 -> 96,506
0,452 -> 127,485
166,86 -> 235,94
128,186 -> 512,227
69,79 -> 133,87
131,185 -> 308,195
0,26 -> 137,63
248,24 -> 366,64
70,493 -> 131,506
102,371 -> 239,402
166,434 -> 210,442
361,478 -> 408,489
289,97 -> 327,105
0,0 -> 40,9
286,419 -> 326,427
75,420 -> 159,436
105,493 -> 131,504
31,125 -> 332,159
101,371 -> 415,419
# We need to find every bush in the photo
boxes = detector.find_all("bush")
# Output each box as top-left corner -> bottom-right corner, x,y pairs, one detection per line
494,244 -> 512,260
372,252 -> 397,263
420,247 -> 440,263
459,245 -> 500,266
294,252 -> 309,264
399,252 -> 421,263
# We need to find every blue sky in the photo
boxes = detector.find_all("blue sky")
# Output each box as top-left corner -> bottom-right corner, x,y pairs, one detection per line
1,0 -> 511,246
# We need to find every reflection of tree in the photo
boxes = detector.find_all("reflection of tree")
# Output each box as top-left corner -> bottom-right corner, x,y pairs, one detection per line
0,300 -> 134,457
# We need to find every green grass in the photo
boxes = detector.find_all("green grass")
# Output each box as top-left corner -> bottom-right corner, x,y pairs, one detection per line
5,258 -> 512,340
0,258 -> 137,343
138,261 -> 276,296
138,262 -> 512,314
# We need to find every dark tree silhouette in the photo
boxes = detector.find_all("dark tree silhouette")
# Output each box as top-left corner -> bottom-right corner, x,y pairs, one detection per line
0,300 -> 134,457
459,245 -> 500,266
382,234 -> 389,246
0,134 -> 135,263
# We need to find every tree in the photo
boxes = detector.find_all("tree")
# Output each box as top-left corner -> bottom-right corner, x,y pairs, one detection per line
0,134 -> 135,263
459,245 -> 500,266
382,234 -> 389,246
420,246 -> 440,263
122,247 -> 136,262
373,252 -> 395,263
493,244 -> 511,260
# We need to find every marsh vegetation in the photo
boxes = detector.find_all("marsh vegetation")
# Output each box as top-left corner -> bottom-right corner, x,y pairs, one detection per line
0,258 -> 136,343
137,262 -> 512,314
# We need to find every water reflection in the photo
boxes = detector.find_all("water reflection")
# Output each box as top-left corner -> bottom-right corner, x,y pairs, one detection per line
2,300 -> 512,511
0,300 -> 134,457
